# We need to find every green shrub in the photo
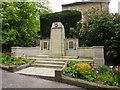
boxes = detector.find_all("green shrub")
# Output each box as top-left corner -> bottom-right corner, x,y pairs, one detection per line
97,65 -> 110,74
85,74 -> 96,82
63,61 -> 92,78
74,63 -> 92,78
63,61 -> 81,78
98,74 -> 119,86
67,61 -> 80,67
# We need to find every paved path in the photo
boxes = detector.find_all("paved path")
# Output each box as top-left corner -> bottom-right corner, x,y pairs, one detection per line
15,67 -> 56,77
1,69 -> 86,89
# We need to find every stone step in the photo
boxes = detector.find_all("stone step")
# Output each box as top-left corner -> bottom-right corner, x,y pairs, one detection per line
34,60 -> 65,65
33,55 -> 49,58
15,67 -> 56,79
31,63 -> 64,69
28,57 -> 94,63
33,55 -> 78,59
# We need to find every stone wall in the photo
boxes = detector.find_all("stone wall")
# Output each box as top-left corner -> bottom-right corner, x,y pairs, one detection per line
11,47 -> 49,57
62,2 -> 109,12
93,46 -> 105,65
11,46 -> 104,65
77,47 -> 93,58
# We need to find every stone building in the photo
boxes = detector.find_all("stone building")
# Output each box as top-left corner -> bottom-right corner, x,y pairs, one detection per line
62,0 -> 110,20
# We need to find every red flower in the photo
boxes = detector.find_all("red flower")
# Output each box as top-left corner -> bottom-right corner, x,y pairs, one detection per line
4,52 -> 16,55
115,68 -> 119,71
5,52 -> 10,55
94,67 -> 98,70
90,63 -> 94,66
114,65 -> 120,71
115,66 -> 119,68
5,52 -> 8,54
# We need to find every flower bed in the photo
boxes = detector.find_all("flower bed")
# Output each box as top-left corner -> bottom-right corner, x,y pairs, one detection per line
63,61 -> 120,87
0,52 -> 34,72
1,53 -> 30,65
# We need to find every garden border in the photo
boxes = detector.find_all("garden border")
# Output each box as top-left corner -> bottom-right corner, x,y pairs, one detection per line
0,59 -> 35,72
55,69 -> 120,90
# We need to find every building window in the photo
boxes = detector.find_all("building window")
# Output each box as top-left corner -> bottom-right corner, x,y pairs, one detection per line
68,41 -> 74,49
70,8 -> 78,10
43,41 -> 48,49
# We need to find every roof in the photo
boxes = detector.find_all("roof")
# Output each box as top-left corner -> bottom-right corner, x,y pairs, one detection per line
62,0 -> 111,6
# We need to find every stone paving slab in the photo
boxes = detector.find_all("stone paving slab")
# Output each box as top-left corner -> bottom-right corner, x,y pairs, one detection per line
15,67 -> 56,77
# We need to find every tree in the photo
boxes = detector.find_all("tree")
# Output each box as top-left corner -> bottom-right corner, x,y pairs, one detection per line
2,1 -> 52,51
69,21 -> 82,38
80,8 -> 120,64
38,0 -> 52,14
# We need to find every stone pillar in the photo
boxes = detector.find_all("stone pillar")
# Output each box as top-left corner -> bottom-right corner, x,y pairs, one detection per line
93,46 -> 105,66
49,22 -> 65,57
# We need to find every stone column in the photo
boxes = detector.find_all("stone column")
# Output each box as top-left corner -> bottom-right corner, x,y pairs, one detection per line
49,22 -> 65,57
93,46 -> 105,66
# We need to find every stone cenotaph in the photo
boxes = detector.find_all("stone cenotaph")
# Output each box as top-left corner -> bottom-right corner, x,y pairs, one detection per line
49,22 -> 65,57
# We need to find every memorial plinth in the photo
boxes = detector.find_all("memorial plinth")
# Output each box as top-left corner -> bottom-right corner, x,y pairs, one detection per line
49,22 -> 65,57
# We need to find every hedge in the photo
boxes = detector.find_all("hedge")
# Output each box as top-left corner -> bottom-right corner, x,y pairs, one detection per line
40,10 -> 81,38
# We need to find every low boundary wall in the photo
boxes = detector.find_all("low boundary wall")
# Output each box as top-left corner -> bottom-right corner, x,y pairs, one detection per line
11,46 -> 105,65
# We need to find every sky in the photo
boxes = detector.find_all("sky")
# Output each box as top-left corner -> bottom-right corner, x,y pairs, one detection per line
109,0 -> 120,14
49,0 -> 81,12
49,0 -> 120,14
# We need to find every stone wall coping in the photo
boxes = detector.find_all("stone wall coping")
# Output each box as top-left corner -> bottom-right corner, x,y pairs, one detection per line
11,47 -> 40,49
93,46 -> 104,48
77,47 -> 93,49
77,46 -> 104,49
65,38 -> 78,40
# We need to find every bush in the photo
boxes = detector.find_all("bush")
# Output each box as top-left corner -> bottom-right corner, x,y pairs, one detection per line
63,61 -> 80,78
85,74 -> 96,82
97,65 -> 110,74
67,61 -> 80,67
90,65 -> 120,86
63,61 -> 92,78
74,63 -> 92,78
98,74 -> 119,86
